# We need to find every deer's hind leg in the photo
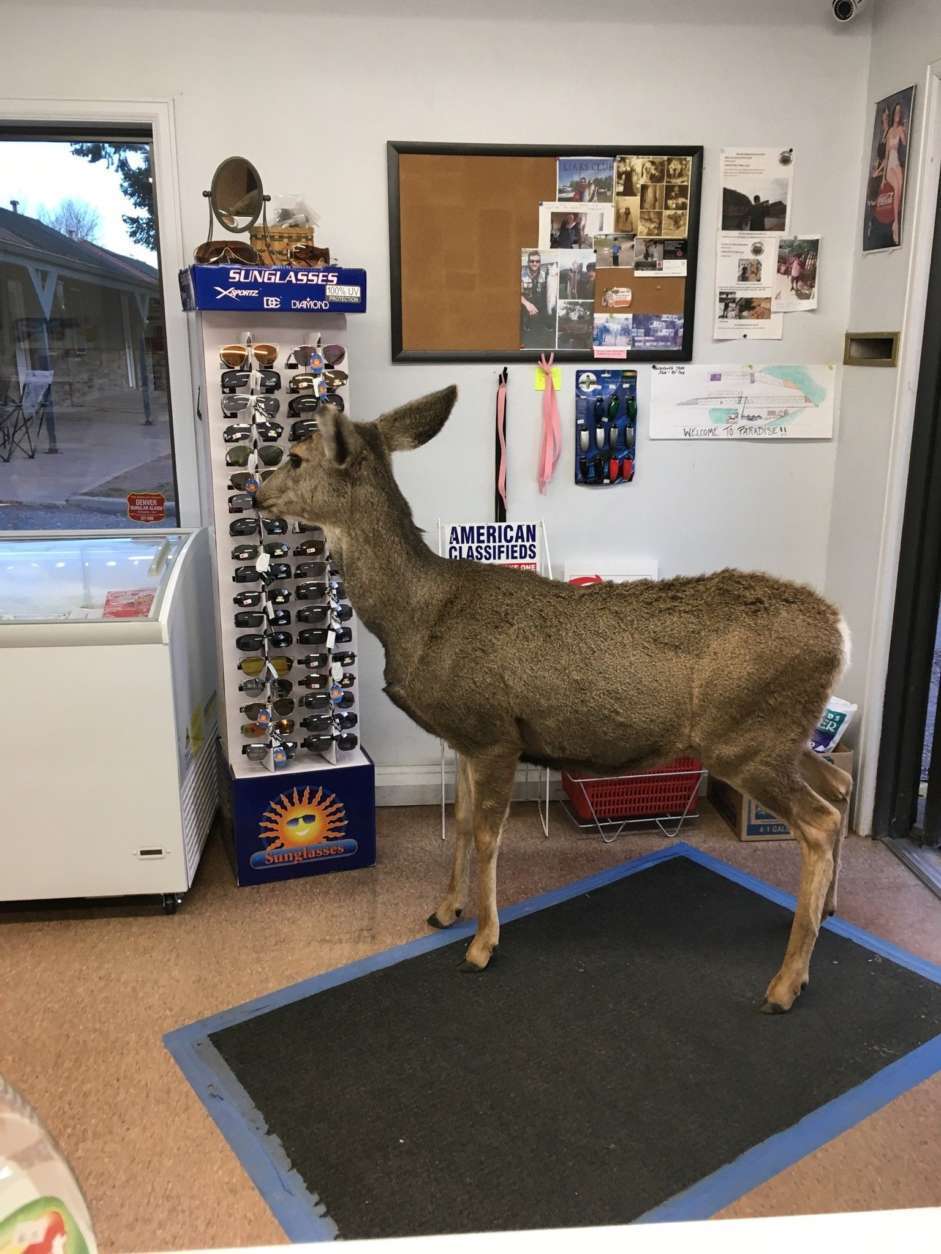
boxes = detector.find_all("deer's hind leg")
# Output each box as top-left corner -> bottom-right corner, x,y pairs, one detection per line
459,749 -> 519,974
428,753 -> 474,930
711,754 -> 841,1013
800,749 -> 852,917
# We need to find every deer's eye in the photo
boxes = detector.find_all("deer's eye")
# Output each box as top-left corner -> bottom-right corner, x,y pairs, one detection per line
289,454 -> 302,470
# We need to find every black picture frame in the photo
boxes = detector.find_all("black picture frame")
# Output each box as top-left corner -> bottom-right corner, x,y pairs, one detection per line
387,141 -> 704,364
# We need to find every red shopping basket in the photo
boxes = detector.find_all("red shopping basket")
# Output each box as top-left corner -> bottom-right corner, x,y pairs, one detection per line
561,757 -> 702,822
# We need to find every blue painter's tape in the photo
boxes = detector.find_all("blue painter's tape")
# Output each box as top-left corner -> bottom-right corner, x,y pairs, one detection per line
164,841 -> 941,1239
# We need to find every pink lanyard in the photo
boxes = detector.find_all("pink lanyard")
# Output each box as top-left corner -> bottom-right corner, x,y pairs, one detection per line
496,371 -> 508,514
538,353 -> 561,494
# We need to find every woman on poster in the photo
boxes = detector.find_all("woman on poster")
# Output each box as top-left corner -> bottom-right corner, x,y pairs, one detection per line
885,101 -> 908,245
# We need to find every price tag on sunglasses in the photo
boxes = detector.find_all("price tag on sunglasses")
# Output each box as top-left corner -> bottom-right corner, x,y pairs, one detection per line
265,600 -> 279,622
331,661 -> 344,681
326,628 -> 337,652
255,551 -> 271,574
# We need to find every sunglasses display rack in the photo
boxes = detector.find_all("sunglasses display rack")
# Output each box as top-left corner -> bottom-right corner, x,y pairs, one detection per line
185,293 -> 375,886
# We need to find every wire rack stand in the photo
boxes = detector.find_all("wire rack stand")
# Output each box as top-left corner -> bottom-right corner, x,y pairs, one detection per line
561,762 -> 707,844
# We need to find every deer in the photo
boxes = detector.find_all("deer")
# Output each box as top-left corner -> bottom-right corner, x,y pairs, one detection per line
256,385 -> 852,1014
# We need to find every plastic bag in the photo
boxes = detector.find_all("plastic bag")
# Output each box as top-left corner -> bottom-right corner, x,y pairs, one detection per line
269,194 -> 319,229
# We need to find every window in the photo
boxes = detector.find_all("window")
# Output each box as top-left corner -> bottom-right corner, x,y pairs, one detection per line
0,126 -> 179,529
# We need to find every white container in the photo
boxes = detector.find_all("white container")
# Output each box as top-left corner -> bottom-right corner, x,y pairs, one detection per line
0,1074 -> 96,1251
0,529 -> 218,909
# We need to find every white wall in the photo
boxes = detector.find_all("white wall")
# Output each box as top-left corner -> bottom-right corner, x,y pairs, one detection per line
5,0 -> 872,787
824,0 -> 941,830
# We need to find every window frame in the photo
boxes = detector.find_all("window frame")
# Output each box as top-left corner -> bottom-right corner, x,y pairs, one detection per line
0,97 -> 199,528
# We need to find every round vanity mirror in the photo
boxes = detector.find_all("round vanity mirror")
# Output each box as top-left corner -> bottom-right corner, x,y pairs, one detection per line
209,156 -> 264,232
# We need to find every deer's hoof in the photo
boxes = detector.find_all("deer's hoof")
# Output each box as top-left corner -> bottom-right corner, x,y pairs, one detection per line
427,907 -> 462,930
459,944 -> 497,974
759,999 -> 789,1015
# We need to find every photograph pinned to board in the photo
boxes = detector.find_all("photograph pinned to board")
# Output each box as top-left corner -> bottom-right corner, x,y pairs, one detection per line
633,238 -> 689,277
574,368 -> 638,486
538,202 -> 613,250
720,147 -> 794,232
593,233 -> 634,267
863,85 -> 915,252
633,314 -> 684,351
520,248 -> 596,350
557,157 -> 615,203
772,236 -> 820,311
593,313 -> 633,358
649,363 -> 836,440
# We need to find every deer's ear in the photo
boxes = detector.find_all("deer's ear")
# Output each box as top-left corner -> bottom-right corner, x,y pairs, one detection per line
318,406 -> 361,468
377,385 -> 457,452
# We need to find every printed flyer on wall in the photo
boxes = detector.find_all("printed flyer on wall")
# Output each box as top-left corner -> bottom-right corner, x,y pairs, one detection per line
650,363 -> 835,440
719,147 -> 794,233
713,232 -> 783,339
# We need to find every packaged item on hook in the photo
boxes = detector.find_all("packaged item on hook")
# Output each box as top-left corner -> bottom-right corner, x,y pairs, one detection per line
574,369 -> 637,486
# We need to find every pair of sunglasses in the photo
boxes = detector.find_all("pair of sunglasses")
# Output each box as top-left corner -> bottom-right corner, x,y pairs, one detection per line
241,699 -> 295,720
235,609 -> 290,629
293,540 -> 325,558
237,630 -> 293,652
287,395 -> 321,419
220,369 -> 280,395
298,625 -> 353,647
296,604 -> 352,626
228,470 -> 276,493
194,240 -> 259,265
243,740 -> 298,763
303,732 -> 358,754
239,676 -> 293,697
239,656 -> 293,677
242,718 -> 296,738
220,343 -> 277,370
324,369 -> 348,390
230,514 -> 285,536
286,345 -> 324,372
235,585 -> 291,608
226,445 -> 285,469
222,394 -> 280,420
288,244 -> 331,267
231,542 -> 289,561
223,421 -> 282,444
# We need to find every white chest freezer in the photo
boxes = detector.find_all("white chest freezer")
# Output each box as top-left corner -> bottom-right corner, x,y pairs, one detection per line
0,528 -> 218,909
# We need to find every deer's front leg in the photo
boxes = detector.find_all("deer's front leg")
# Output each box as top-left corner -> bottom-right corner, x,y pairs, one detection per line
459,751 -> 518,973
428,754 -> 473,929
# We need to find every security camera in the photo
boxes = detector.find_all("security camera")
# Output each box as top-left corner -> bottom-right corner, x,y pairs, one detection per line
832,0 -> 866,22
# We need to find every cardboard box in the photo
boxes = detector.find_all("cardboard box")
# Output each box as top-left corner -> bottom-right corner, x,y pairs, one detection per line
219,751 -> 376,886
708,749 -> 853,842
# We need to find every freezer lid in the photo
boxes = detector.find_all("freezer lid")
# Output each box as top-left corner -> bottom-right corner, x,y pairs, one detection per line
0,531 -> 190,627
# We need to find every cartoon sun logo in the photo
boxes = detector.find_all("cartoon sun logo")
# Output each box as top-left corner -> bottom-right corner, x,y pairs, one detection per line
260,786 -> 347,851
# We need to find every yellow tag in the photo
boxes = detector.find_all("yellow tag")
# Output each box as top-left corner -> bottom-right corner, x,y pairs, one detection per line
534,366 -> 562,391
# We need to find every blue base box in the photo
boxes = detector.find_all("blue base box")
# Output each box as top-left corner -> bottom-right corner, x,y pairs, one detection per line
219,751 -> 376,886
180,264 -> 367,314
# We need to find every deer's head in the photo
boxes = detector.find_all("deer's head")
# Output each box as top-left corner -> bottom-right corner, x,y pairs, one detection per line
255,385 -> 458,528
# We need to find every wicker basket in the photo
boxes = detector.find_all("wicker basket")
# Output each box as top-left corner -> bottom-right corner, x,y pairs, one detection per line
249,224 -> 315,266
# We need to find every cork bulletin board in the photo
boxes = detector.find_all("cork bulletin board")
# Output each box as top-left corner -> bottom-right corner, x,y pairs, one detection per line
387,141 -> 703,363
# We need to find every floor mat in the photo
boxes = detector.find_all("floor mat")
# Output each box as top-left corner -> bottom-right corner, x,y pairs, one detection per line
165,844 -> 941,1241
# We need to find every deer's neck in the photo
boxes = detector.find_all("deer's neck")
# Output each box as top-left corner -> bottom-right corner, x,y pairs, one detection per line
324,492 -> 451,661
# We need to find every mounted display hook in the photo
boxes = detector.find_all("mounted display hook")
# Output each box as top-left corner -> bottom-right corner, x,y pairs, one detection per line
494,366 -> 509,523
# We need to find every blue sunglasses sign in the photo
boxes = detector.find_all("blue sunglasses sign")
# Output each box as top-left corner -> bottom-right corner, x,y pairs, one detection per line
180,265 -> 367,314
